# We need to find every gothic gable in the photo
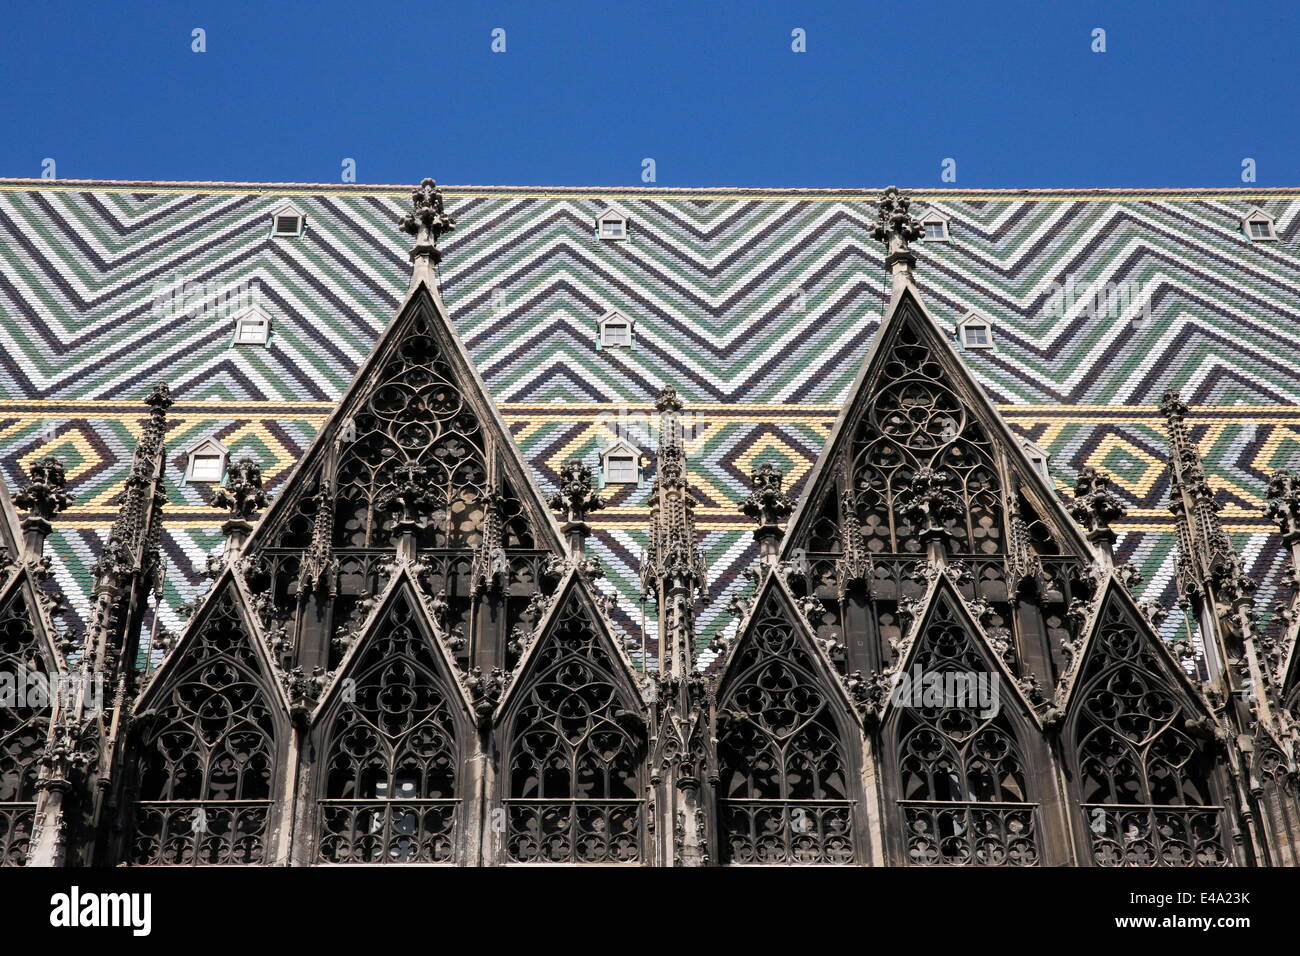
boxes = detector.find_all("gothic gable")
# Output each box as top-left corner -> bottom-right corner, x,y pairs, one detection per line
714,572 -> 860,865
1061,578 -> 1229,867
785,285 -> 1092,569
309,571 -> 472,865
127,571 -> 289,866
246,282 -> 563,559
881,577 -> 1043,866
493,570 -> 647,864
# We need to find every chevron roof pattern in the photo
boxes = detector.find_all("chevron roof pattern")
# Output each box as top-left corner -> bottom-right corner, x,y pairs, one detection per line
1,178 -> 1298,657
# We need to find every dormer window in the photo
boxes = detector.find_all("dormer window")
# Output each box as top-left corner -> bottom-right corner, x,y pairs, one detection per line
185,438 -> 228,483
1020,439 -> 1051,481
1242,207 -> 1277,242
921,213 -> 950,242
958,311 -> 993,349
270,202 -> 305,237
233,307 -> 271,345
595,205 -> 629,241
600,440 -> 642,485
598,309 -> 634,348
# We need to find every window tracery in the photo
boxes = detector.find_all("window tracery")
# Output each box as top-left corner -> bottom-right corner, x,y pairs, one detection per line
129,587 -> 280,865
716,592 -> 856,865
316,590 -> 463,864
503,596 -> 644,864
891,596 -> 1038,866
1070,598 -> 1228,867
0,588 -> 51,867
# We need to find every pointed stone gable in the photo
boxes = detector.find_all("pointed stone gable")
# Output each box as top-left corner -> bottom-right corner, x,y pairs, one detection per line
250,283 -> 562,557
495,571 -> 646,864
310,577 -> 470,865
714,575 -> 859,865
128,573 -> 288,865
1063,581 -> 1230,866
786,286 -> 1092,569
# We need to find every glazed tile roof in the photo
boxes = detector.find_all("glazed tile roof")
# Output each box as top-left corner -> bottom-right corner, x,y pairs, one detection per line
1,179 -> 1298,654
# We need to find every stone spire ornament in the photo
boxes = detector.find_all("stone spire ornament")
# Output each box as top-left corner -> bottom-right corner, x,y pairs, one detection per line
211,457 -> 269,556
737,462 -> 794,566
642,385 -> 707,684
14,456 -> 72,556
1069,466 -> 1126,567
869,185 -> 925,292
399,178 -> 456,287
549,459 -> 606,557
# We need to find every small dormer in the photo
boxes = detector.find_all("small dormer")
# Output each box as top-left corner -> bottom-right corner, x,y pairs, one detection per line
598,309 -> 634,348
1020,439 -> 1052,482
921,210 -> 950,242
185,437 -> 229,483
233,306 -> 272,345
595,205 -> 630,241
1241,206 -> 1277,242
957,311 -> 994,349
600,440 -> 643,485
269,201 -> 306,238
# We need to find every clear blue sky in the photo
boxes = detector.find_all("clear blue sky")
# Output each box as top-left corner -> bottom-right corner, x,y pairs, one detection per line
1,0 -> 1295,188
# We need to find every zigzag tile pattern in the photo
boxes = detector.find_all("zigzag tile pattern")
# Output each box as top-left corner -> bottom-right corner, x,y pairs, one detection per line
1,181 -> 1298,653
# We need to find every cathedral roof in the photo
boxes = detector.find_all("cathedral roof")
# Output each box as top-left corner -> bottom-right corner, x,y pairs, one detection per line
1,178 -> 1297,655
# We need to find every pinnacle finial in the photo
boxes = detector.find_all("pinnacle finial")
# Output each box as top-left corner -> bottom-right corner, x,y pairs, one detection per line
738,463 -> 795,528
15,456 -> 72,556
1069,466 -> 1126,557
869,186 -> 925,289
654,385 -> 683,414
399,177 -> 457,265
211,458 -> 269,522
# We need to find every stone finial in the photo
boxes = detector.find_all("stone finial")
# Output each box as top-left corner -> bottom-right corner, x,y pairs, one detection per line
654,385 -> 683,414
1069,466 -> 1126,560
211,458 -> 268,554
738,462 -> 795,528
14,457 -> 72,556
377,463 -> 437,559
869,186 -> 925,289
738,463 -> 795,565
399,177 -> 457,264
1158,389 -> 1189,421
143,383 -> 174,422
1265,469 -> 1300,545
549,459 -> 606,523
549,459 -> 606,555
899,468 -> 962,559
212,458 -> 269,522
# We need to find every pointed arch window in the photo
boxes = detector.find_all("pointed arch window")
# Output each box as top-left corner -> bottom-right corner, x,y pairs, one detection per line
0,586 -> 56,866
716,592 -> 857,865
501,596 -> 645,864
315,590 -> 464,865
128,587 -> 282,865
889,596 -> 1039,866
1069,597 -> 1229,866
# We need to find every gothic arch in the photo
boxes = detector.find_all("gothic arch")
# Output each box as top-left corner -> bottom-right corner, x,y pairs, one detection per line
881,582 -> 1044,866
0,577 -> 61,866
126,575 -> 289,865
714,577 -> 861,865
493,573 -> 647,864
1063,583 -> 1231,867
310,575 -> 474,865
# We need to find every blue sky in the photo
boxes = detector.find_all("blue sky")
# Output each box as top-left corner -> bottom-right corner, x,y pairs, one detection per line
1,0 -> 1296,188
